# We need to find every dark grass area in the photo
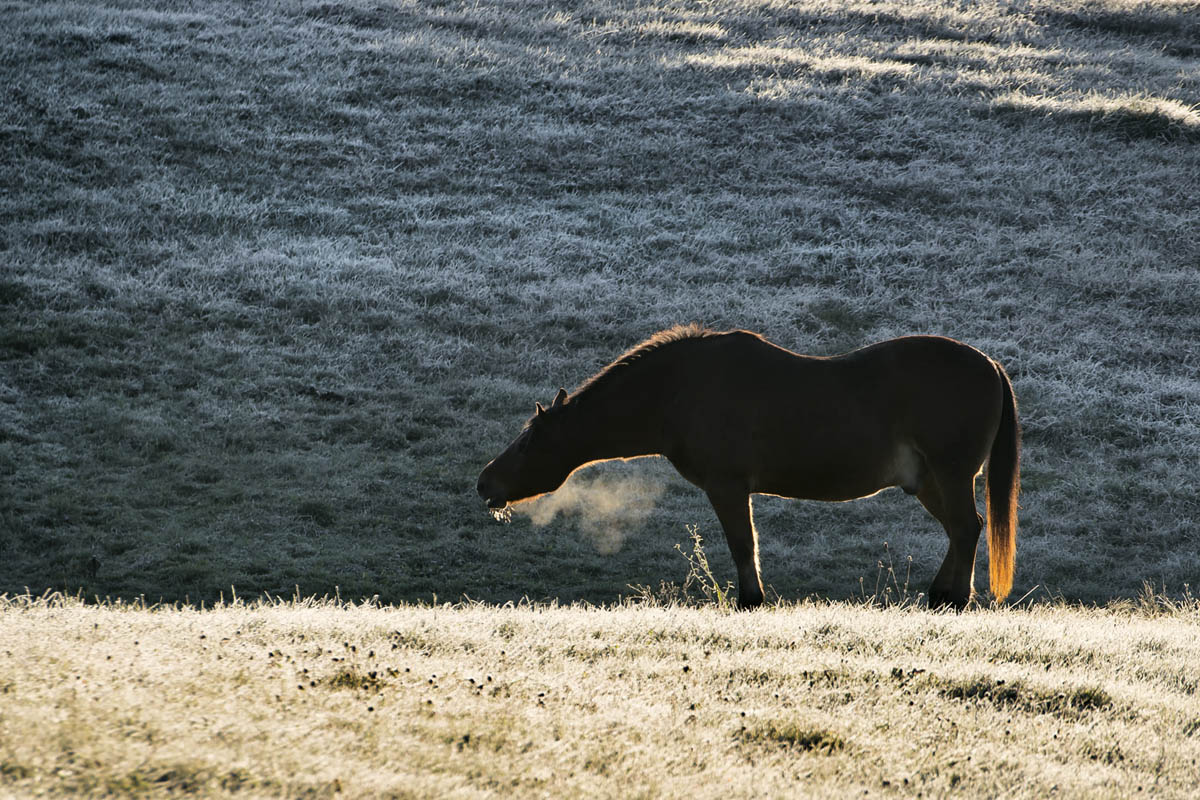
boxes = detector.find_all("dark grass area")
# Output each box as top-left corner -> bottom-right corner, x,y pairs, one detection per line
2,0 -> 1198,605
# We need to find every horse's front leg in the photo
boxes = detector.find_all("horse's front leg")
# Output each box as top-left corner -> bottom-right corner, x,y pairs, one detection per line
705,486 -> 765,609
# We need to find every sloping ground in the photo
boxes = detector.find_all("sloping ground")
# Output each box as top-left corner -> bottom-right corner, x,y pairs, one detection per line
1,0 -> 1198,605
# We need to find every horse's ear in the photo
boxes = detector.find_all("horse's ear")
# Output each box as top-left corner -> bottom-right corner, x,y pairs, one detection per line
535,402 -> 546,417
552,388 -> 568,409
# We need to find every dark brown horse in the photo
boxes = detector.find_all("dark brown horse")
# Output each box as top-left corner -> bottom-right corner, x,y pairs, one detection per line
477,324 -> 1020,610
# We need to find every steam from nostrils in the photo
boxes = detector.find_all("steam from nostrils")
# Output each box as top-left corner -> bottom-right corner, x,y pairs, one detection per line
517,473 -> 664,555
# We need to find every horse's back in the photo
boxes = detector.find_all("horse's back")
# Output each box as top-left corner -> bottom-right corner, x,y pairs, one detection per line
707,332 -> 999,410
660,332 -> 1003,499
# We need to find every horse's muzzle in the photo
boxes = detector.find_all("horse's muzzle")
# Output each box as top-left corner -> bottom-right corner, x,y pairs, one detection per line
476,474 -> 507,510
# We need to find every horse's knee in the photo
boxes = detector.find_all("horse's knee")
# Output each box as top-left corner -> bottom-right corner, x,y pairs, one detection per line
954,517 -> 982,550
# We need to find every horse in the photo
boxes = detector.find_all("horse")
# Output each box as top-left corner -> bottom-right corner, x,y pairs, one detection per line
476,324 -> 1020,610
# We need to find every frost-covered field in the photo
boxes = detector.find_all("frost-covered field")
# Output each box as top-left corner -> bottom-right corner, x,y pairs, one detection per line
2,0 -> 1198,606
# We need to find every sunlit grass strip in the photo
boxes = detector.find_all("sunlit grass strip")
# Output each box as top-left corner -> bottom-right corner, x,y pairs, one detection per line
993,90 -> 1200,141
1,594 -> 1199,797
677,47 -> 919,79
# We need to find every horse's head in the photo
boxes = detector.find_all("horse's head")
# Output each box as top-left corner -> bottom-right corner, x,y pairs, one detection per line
477,388 -> 574,516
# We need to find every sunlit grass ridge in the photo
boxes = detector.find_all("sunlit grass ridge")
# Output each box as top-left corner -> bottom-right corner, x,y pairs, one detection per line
1,0 -> 1198,605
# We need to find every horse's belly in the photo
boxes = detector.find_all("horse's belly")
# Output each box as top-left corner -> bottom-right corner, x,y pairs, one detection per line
753,473 -> 888,502
751,443 -> 922,502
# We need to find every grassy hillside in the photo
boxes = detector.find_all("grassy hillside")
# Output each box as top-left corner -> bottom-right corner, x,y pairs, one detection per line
2,0 -> 1198,605
2,595 -> 1199,798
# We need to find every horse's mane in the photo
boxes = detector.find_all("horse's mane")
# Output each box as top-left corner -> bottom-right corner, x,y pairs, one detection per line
572,323 -> 716,399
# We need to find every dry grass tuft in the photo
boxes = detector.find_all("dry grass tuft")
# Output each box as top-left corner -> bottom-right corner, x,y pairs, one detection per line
737,722 -> 846,753
933,674 -> 1114,716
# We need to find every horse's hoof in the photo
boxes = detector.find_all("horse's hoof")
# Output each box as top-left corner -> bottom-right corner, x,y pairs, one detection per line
928,591 -> 968,612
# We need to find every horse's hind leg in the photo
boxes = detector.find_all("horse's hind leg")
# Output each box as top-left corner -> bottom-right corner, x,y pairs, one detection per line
919,473 -> 983,611
705,487 -> 765,609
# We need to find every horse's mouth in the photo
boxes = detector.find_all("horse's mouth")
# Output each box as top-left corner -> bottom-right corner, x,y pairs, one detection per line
485,497 -> 513,524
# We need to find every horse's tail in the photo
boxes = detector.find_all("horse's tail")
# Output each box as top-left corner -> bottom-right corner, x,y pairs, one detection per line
986,360 -> 1020,603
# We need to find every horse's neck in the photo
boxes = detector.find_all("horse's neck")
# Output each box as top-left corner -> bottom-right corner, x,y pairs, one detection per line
569,376 -> 666,463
